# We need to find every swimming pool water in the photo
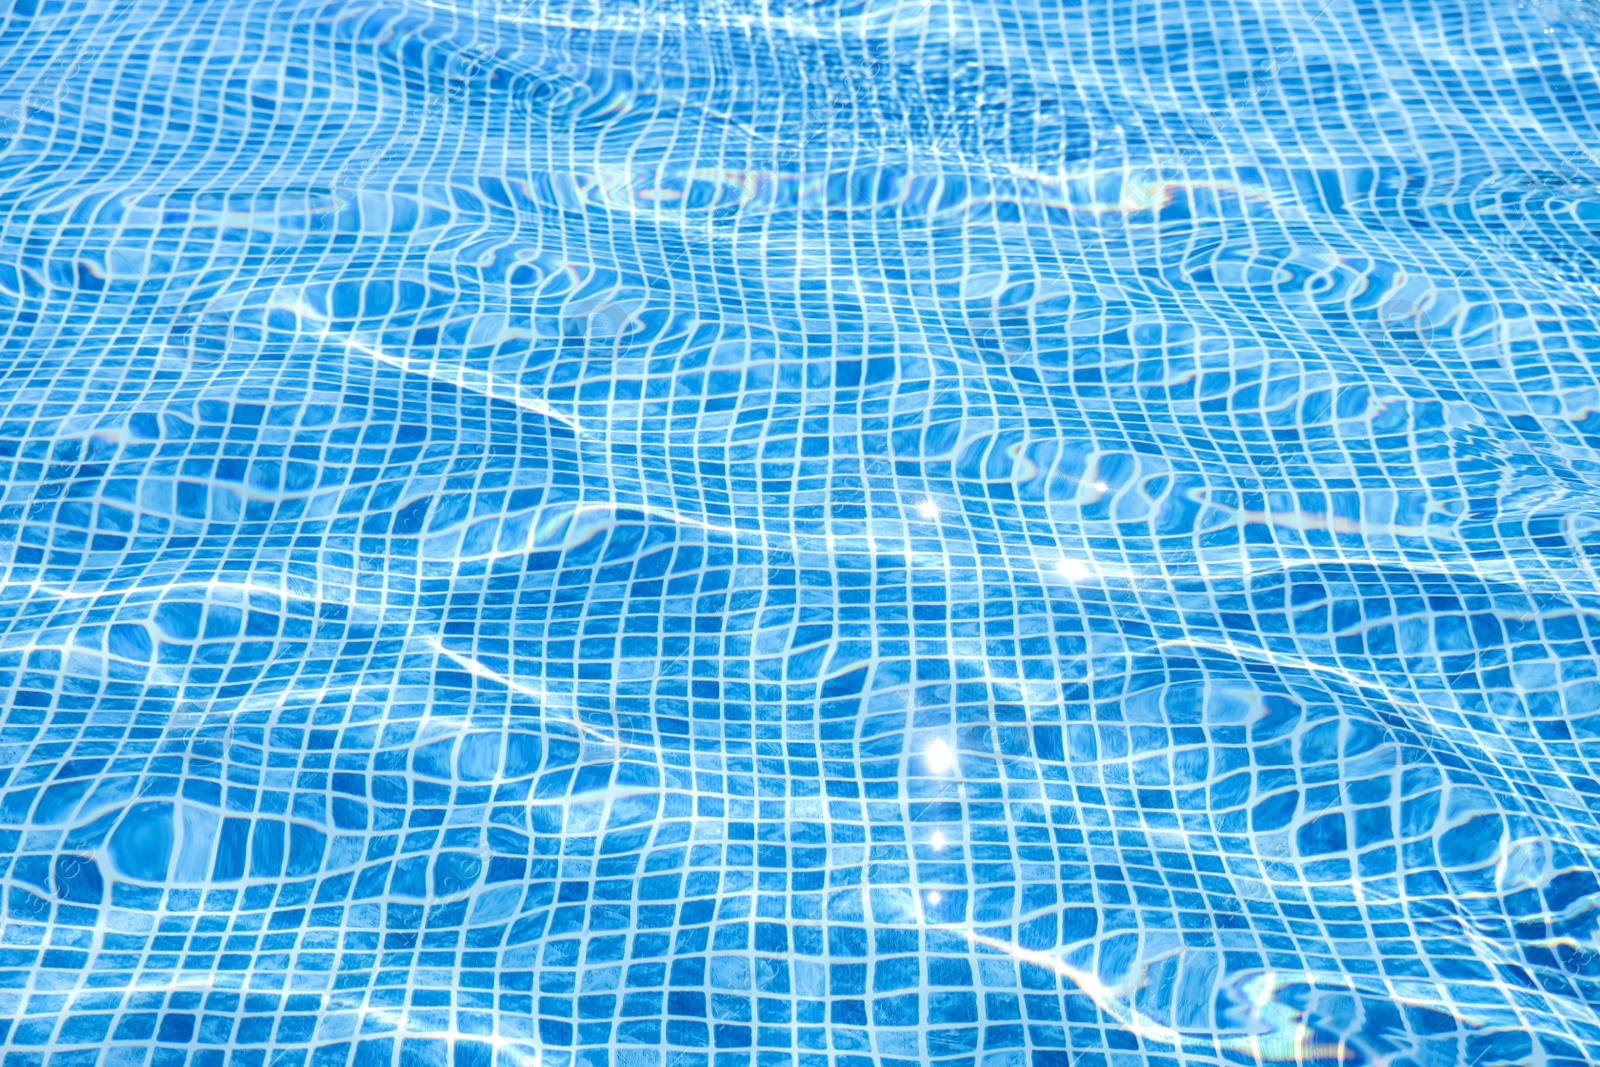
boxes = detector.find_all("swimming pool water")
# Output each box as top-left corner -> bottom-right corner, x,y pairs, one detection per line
4,0 -> 1600,1064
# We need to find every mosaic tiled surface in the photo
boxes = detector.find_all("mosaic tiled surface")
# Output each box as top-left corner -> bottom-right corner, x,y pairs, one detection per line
5,0 -> 1600,1064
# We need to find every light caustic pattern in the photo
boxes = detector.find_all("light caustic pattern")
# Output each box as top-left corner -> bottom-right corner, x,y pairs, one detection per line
6,0 -> 1600,1065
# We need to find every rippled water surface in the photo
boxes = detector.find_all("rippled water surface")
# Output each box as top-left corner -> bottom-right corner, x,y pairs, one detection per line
5,0 -> 1600,1064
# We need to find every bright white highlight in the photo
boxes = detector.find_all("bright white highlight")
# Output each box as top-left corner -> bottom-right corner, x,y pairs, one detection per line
1057,558 -> 1091,581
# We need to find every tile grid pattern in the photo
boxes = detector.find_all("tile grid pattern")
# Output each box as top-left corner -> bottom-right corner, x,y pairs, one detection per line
3,0 -> 1600,1066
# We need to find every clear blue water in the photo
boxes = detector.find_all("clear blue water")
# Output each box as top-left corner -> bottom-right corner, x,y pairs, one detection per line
4,0 -> 1600,1064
